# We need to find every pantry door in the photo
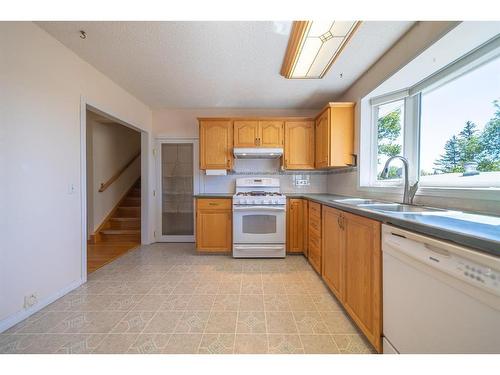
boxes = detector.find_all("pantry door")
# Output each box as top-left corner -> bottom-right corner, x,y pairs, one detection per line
156,139 -> 200,242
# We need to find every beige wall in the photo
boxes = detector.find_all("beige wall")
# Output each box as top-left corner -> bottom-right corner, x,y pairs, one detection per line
87,113 -> 141,234
0,22 -> 152,331
327,21 -> 500,214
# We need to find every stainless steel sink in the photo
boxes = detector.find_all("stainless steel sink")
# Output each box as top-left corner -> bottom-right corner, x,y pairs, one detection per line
357,203 -> 444,213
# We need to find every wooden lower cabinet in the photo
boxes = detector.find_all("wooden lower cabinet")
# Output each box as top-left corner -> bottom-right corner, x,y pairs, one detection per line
307,202 -> 322,273
321,206 -> 344,301
195,198 -> 232,253
342,211 -> 382,353
286,198 -> 306,253
321,206 -> 382,352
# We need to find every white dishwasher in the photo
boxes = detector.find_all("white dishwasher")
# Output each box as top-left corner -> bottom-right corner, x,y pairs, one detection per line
382,224 -> 500,354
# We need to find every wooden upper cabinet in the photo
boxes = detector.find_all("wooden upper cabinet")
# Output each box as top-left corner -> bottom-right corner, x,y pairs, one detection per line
315,103 -> 355,169
342,211 -> 382,352
322,206 -> 344,301
233,120 -> 284,148
199,120 -> 233,170
234,121 -> 260,147
259,121 -> 284,147
285,121 -> 315,170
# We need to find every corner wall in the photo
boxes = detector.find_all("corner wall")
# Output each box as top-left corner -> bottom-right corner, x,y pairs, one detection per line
0,22 -> 153,331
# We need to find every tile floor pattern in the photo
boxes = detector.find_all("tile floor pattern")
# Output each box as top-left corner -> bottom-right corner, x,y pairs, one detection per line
0,243 -> 374,354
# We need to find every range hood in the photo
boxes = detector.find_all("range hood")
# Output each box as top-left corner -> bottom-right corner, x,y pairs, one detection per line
233,148 -> 283,159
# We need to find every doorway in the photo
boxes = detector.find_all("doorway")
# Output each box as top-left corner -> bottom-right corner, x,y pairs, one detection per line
156,139 -> 199,242
85,108 -> 142,273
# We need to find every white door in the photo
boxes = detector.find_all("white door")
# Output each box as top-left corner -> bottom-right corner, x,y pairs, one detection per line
156,138 -> 200,242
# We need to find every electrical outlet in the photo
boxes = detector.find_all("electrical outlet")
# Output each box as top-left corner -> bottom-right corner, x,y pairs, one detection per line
24,293 -> 38,309
293,174 -> 310,186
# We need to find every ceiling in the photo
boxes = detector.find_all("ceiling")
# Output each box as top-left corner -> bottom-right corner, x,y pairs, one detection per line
37,21 -> 415,109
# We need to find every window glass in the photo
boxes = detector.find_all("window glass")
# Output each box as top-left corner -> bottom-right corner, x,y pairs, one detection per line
376,100 -> 405,181
420,57 -> 500,187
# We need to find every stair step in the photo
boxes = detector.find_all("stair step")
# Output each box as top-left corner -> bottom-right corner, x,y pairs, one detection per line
128,188 -> 141,198
121,197 -> 141,207
101,229 -> 140,235
116,207 -> 141,218
109,217 -> 140,230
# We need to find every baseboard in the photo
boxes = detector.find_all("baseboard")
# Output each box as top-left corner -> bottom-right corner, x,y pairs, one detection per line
0,278 -> 84,333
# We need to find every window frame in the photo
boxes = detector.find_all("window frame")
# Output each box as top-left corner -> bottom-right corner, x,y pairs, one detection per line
359,35 -> 500,201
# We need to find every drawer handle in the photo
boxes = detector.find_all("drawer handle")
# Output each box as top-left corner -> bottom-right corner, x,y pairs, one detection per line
209,202 -> 219,206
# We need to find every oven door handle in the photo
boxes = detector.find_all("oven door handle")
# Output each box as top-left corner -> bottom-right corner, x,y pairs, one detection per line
233,205 -> 285,211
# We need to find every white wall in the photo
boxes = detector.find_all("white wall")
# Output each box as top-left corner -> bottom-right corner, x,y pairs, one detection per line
0,22 -> 153,331
87,113 -> 141,234
327,21 -> 499,214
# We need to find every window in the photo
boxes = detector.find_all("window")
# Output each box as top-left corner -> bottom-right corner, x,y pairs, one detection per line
362,37 -> 500,192
374,99 -> 405,182
419,56 -> 500,188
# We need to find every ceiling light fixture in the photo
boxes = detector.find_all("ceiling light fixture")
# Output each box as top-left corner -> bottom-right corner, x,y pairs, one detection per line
280,21 -> 361,79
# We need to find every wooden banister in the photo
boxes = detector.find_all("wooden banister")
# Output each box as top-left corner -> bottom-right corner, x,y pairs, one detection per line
99,151 -> 141,192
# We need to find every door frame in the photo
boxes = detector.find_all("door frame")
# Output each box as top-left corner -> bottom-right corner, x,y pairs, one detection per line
155,137 -> 200,242
80,96 -> 152,283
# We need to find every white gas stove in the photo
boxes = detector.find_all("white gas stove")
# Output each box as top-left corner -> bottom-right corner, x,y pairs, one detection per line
232,178 -> 286,258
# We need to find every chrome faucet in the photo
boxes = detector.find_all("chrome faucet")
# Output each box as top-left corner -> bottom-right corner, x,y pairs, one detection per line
380,156 -> 419,204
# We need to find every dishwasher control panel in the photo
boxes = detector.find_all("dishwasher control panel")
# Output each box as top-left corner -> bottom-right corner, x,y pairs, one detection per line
456,259 -> 500,291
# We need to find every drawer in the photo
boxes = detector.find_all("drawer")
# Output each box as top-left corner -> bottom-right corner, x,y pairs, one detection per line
309,202 -> 321,218
197,198 -> 232,210
309,217 -> 321,233
308,233 -> 321,249
308,243 -> 321,273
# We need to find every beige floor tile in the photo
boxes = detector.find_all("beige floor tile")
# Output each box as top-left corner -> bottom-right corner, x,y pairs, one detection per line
198,334 -> 235,354
261,273 -> 283,284
293,311 -> 330,334
92,334 -> 138,354
132,295 -> 168,312
241,281 -> 263,294
205,311 -> 237,333
105,295 -> 144,311
311,293 -> 342,311
320,311 -> 358,334
264,294 -> 291,311
268,334 -> 304,354
104,282 -> 155,295
213,294 -> 240,311
194,281 -> 220,294
332,334 -> 375,354
266,312 -> 298,334
17,312 -> 73,333
143,311 -> 183,333
237,311 -> 266,334
239,294 -> 264,311
111,311 -> 155,333
128,334 -> 172,353
161,334 -> 202,353
175,311 -> 209,333
287,294 -> 316,311
218,281 -> 242,294
51,311 -> 127,334
186,294 -> 216,311
262,282 -> 286,294
147,280 -> 179,295
304,280 -> 330,294
300,334 -> 339,354
3,310 -> 51,333
234,334 -> 268,354
159,294 -> 192,311
284,281 -> 309,294
54,334 -> 107,354
172,281 -> 199,294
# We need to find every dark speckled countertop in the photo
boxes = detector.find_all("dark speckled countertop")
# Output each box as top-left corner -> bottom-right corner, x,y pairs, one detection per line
195,193 -> 500,256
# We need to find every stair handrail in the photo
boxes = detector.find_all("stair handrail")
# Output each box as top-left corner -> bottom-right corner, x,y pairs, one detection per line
99,151 -> 141,192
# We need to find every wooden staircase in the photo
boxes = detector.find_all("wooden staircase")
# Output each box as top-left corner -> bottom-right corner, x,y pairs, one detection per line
98,180 -> 141,242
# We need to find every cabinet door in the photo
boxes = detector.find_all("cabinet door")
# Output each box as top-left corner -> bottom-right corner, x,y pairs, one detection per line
302,199 -> 309,257
196,207 -> 232,252
330,104 -> 355,166
315,109 -> 330,168
259,121 -> 284,148
321,206 -> 344,301
342,211 -> 382,352
284,121 -> 315,169
199,120 -> 233,169
286,199 -> 304,253
308,202 -> 322,274
234,120 -> 259,147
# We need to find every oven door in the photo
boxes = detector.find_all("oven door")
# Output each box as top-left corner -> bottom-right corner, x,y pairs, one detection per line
233,205 -> 285,244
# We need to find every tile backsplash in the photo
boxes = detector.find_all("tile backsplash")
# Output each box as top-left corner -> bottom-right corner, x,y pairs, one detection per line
200,159 -> 329,194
